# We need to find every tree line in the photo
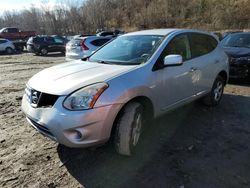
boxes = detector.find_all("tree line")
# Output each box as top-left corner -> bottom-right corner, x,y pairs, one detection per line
0,0 -> 249,35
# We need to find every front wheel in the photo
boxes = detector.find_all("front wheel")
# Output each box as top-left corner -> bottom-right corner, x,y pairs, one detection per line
114,102 -> 144,156
202,75 -> 225,106
5,47 -> 13,54
40,48 -> 48,56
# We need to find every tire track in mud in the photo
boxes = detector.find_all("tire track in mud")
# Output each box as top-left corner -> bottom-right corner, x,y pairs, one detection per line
0,88 -> 24,95
2,67 -> 42,73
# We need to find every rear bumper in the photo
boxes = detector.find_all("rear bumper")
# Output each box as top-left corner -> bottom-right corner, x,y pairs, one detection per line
66,51 -> 92,60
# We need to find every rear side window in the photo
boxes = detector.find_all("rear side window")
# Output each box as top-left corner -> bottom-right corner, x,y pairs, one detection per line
188,33 -> 218,58
45,37 -> 55,43
0,39 -> 7,44
54,38 -> 64,43
90,39 -> 110,47
33,37 -> 44,43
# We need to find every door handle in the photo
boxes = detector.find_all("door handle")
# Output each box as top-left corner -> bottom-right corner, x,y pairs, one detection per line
189,67 -> 198,72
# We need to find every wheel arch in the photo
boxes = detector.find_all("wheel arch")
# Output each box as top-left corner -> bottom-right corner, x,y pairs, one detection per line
110,95 -> 154,140
218,70 -> 228,85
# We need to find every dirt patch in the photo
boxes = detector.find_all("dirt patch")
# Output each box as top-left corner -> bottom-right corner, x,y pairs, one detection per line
0,53 -> 250,188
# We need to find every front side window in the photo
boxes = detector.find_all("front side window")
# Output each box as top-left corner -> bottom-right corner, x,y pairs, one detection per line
165,34 -> 191,61
89,35 -> 164,65
156,34 -> 191,67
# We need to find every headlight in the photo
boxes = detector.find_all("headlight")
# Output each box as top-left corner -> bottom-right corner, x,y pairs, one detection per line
63,83 -> 108,110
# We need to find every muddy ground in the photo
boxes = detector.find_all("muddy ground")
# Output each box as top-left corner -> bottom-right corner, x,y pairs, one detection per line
0,53 -> 250,188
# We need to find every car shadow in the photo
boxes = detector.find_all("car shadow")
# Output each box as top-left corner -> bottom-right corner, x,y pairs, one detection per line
0,51 -> 23,56
57,94 -> 250,188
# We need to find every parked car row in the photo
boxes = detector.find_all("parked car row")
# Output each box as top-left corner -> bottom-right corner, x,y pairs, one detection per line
1,29 -> 249,81
25,31 -> 119,58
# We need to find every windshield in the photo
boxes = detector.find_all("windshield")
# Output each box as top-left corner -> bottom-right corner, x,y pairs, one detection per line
221,33 -> 250,48
88,35 -> 164,65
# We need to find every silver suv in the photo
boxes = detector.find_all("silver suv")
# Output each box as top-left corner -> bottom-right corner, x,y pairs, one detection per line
22,29 -> 229,156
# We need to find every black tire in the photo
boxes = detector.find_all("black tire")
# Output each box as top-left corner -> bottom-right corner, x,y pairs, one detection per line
16,45 -> 24,52
40,48 -> 48,56
114,102 -> 143,156
5,47 -> 13,54
202,75 -> 225,106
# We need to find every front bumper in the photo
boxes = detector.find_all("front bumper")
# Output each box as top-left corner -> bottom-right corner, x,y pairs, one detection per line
22,94 -> 122,147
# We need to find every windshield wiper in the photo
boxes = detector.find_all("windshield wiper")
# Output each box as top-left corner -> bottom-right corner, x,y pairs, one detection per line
97,60 -> 114,65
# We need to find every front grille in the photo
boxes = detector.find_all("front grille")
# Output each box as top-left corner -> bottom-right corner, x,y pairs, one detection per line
25,86 -> 59,108
27,117 -> 56,140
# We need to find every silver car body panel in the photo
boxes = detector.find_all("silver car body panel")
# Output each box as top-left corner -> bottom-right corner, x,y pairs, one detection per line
22,29 -> 229,147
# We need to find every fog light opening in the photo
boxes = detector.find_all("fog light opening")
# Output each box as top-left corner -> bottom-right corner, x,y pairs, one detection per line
74,130 -> 83,140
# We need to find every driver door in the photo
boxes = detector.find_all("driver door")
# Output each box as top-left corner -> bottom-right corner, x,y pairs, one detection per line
152,34 -> 198,111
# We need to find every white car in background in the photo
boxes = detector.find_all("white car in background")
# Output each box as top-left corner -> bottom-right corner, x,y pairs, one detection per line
66,36 -> 112,60
0,38 -> 15,54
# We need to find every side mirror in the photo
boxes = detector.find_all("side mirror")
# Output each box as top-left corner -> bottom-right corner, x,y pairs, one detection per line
164,55 -> 183,66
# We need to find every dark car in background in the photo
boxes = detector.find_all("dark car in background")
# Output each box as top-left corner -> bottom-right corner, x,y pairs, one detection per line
27,35 -> 66,56
221,32 -> 250,79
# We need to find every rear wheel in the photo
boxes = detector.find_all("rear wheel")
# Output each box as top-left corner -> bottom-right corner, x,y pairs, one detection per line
40,48 -> 48,56
5,47 -> 13,54
114,102 -> 144,156
202,75 -> 225,106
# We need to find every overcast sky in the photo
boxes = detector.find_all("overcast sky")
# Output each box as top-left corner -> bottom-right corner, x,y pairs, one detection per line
0,0 -> 81,14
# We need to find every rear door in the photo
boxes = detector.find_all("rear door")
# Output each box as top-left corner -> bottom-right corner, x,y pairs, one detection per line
54,37 -> 65,52
188,33 -> 219,94
45,37 -> 57,52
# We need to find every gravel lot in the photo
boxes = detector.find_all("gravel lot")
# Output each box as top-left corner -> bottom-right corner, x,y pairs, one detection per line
0,53 -> 250,188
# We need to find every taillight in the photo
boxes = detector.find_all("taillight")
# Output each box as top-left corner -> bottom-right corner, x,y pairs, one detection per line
80,39 -> 89,50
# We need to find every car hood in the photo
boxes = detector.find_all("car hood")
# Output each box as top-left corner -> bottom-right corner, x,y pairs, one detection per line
222,47 -> 250,58
27,60 -> 137,95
